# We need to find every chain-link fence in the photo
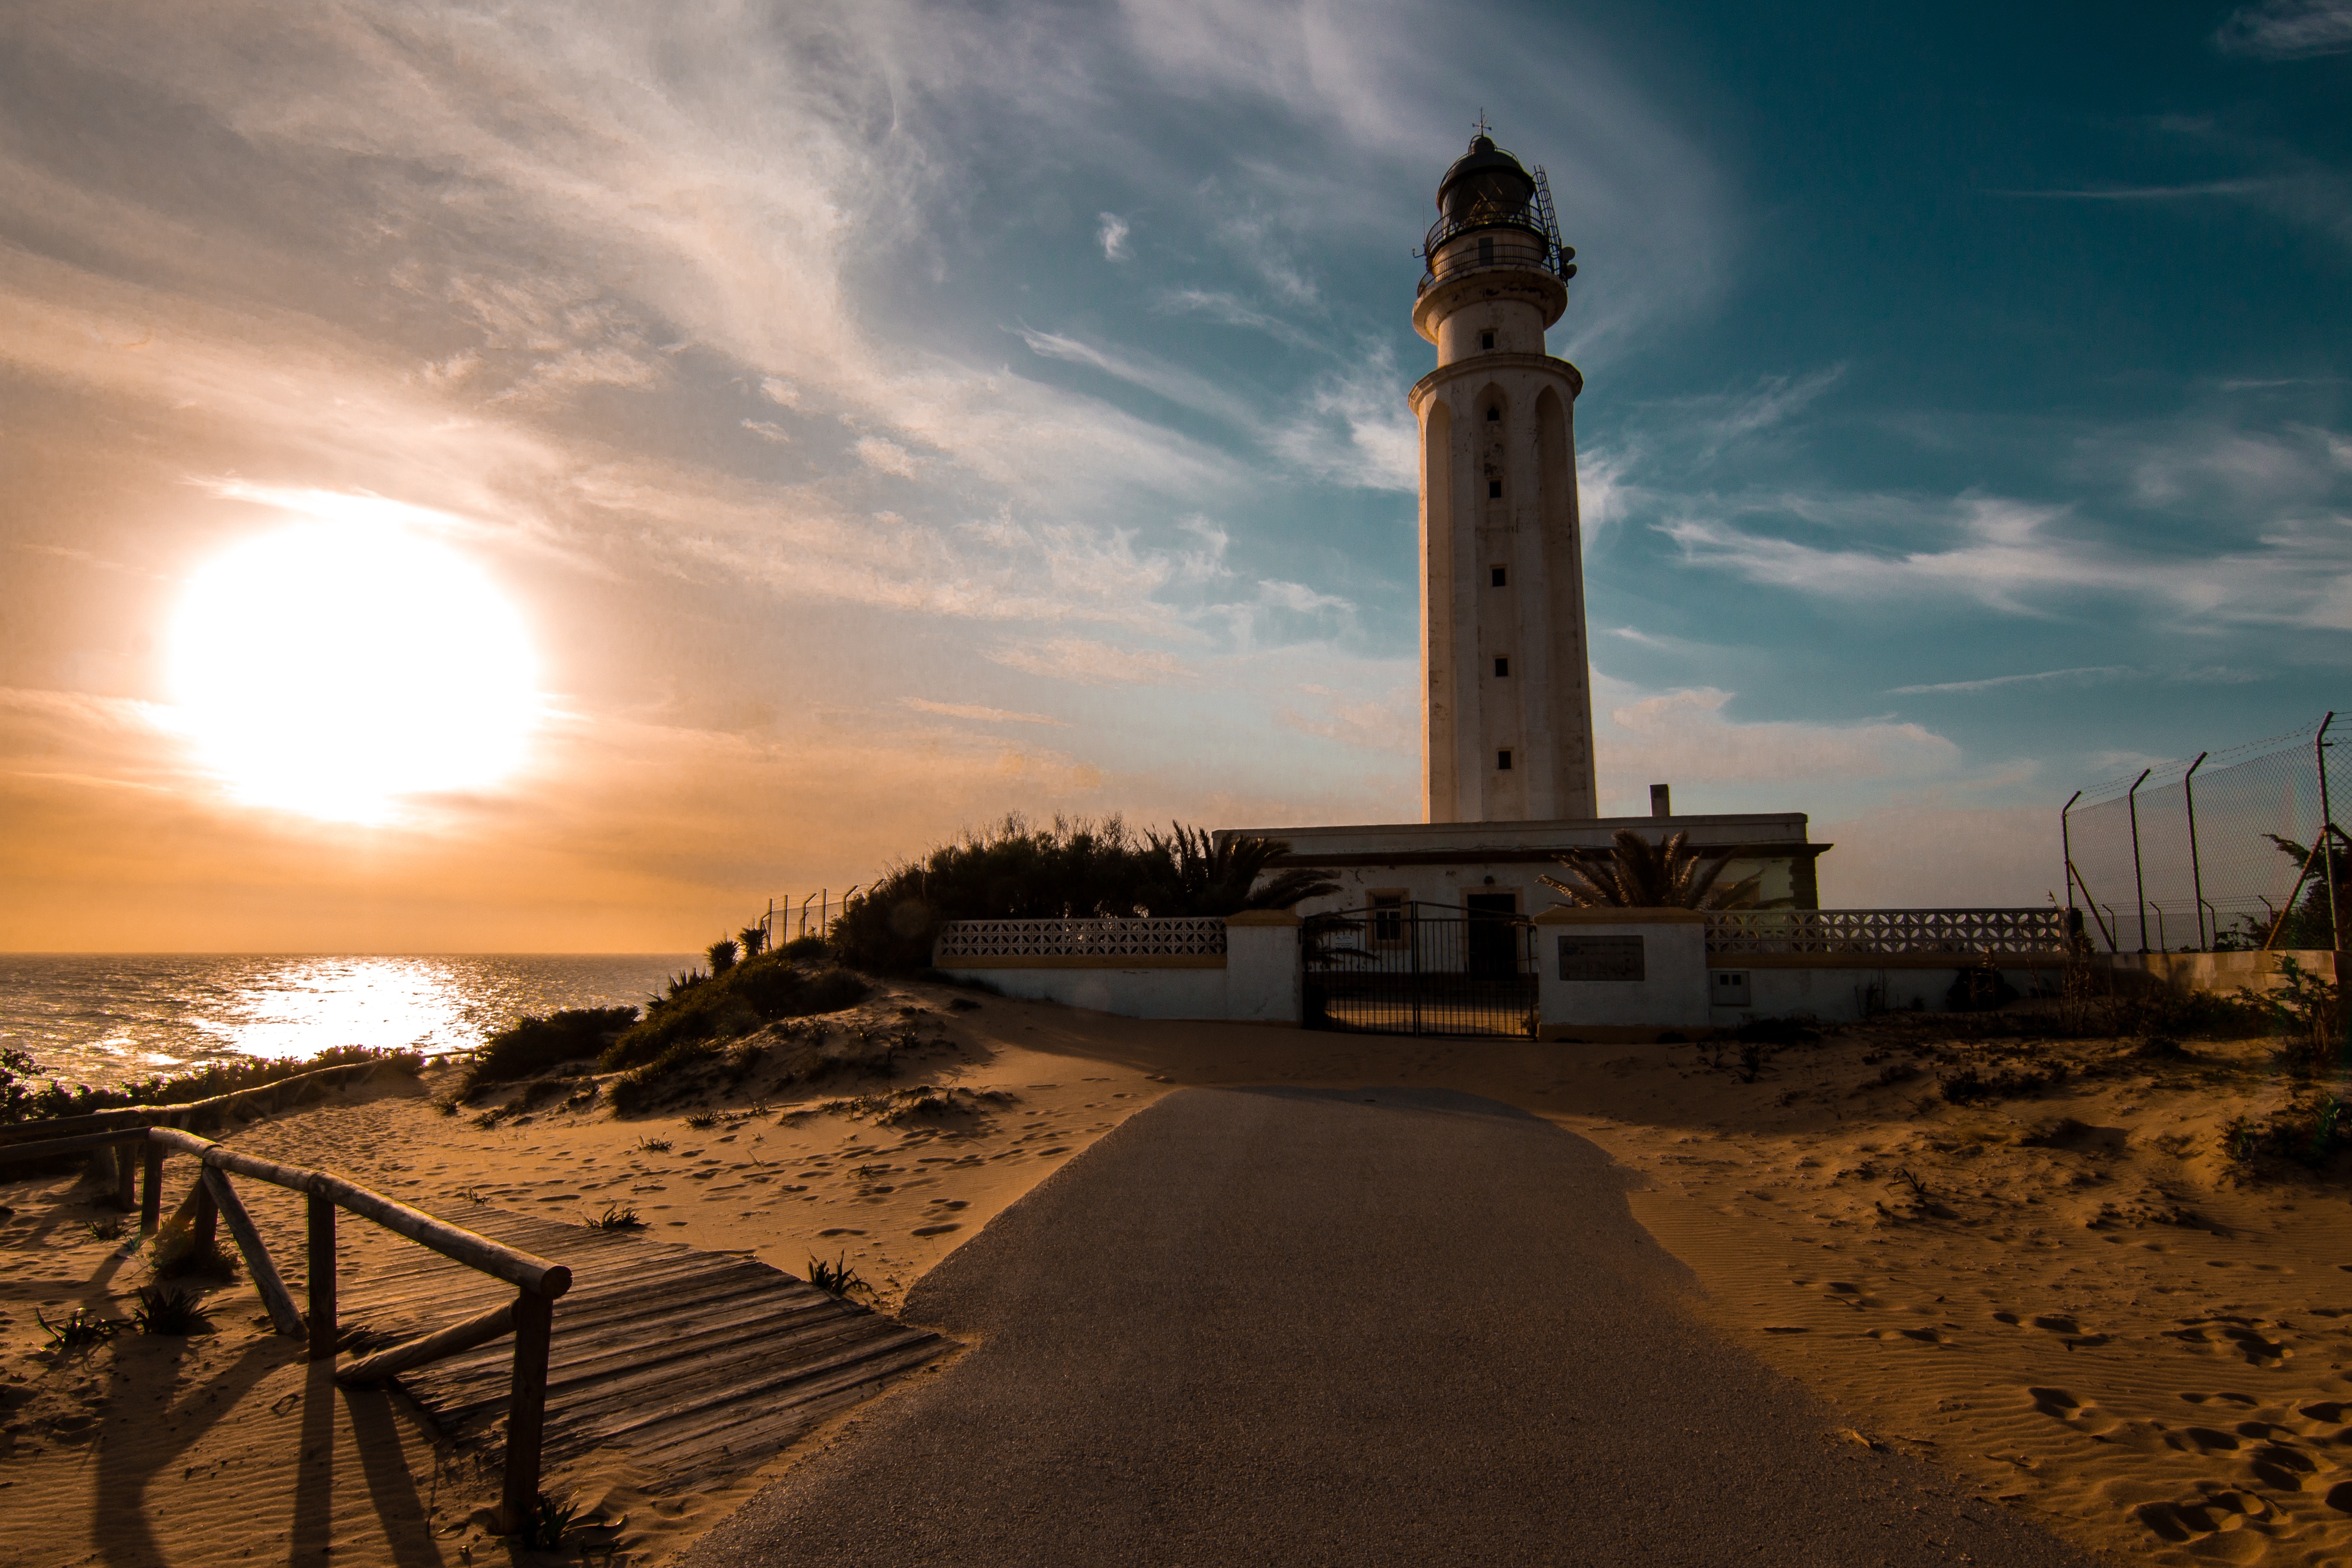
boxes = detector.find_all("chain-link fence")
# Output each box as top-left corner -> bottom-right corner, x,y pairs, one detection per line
2064,714 -> 2347,953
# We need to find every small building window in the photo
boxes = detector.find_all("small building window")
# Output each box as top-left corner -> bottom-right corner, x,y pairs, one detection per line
1488,479 -> 1503,499
1494,657 -> 1510,677
1479,330 -> 1495,350
1490,566 -> 1506,587
1485,406 -> 1500,422
1496,749 -> 1513,771
1369,891 -> 1408,947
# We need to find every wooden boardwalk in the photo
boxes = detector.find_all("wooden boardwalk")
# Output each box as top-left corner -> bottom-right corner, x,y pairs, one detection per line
339,1209 -> 948,1480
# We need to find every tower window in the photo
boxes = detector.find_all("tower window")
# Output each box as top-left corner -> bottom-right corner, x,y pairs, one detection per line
1494,657 -> 1510,677
1496,749 -> 1513,771
1489,566 -> 1507,587
1488,479 -> 1503,498
1485,406 -> 1500,422
1478,237 -> 1494,266
1479,330 -> 1495,350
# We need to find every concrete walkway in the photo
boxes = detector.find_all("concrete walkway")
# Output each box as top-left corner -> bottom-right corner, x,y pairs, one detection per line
686,1087 -> 2097,1567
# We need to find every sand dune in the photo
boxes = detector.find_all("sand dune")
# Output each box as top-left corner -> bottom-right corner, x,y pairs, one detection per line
5,981 -> 2347,1565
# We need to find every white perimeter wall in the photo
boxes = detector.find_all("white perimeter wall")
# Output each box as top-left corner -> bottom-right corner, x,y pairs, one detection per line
937,966 -> 1228,1018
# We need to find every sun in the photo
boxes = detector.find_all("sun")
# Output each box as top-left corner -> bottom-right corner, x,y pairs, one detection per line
170,517 -> 538,822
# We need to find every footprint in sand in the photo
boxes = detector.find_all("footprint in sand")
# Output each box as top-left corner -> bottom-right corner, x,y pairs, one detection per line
2299,1400 -> 2351,1424
2248,1443 -> 2320,1490
2162,1426 -> 2242,1455
1866,1327 -> 1953,1345
818,1227 -> 866,1237
2168,1317 -> 2294,1367
2182,1392 -> 2261,1408
911,1223 -> 961,1237
2136,1490 -> 2271,1543
2026,1387 -> 2118,1433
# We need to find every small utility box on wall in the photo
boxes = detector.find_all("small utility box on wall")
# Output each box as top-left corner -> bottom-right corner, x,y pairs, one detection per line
1711,969 -> 1751,1008
1534,907 -> 1711,1038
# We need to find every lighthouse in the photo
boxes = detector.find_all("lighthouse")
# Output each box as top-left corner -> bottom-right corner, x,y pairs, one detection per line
1407,130 -> 1597,824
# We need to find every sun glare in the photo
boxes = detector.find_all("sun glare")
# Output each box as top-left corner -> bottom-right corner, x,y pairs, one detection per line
171,517 -> 538,822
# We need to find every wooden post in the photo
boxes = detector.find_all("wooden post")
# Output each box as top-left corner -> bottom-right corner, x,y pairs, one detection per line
498,1289 -> 555,1534
306,1193 -> 337,1362
112,1143 -> 137,1210
200,1165 -> 305,1339
192,1176 -> 218,1252
140,1139 -> 163,1232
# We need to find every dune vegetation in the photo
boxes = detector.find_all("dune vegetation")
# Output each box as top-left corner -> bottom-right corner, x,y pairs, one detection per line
831,814 -> 1338,973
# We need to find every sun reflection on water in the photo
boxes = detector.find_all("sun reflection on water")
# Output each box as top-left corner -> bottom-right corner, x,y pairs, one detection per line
0,954 -> 691,1091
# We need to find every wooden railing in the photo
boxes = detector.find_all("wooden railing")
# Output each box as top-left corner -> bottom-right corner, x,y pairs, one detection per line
0,1117 -> 570,1531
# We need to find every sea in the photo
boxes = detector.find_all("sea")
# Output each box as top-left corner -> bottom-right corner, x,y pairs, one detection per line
0,954 -> 698,1093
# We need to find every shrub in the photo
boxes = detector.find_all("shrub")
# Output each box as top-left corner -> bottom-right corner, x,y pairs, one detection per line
606,1039 -> 720,1115
37,1306 -> 120,1350
1733,1016 -> 1819,1046
2224,1095 -> 2352,1170
780,936 -> 830,962
1944,961 -> 2019,1013
804,1253 -> 867,1297
131,1286 -> 214,1335
707,937 -> 740,975
0,1045 -> 424,1128
149,1217 -> 240,1283
1939,1061 -> 2067,1105
585,1203 -> 645,1231
468,1008 -> 638,1092
830,813 -> 1335,973
601,953 -> 871,1071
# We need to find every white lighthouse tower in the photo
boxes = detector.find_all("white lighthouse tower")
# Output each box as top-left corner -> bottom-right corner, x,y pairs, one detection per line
1407,130 -> 1597,824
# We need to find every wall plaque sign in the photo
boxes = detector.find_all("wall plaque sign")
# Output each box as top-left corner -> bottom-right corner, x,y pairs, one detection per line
1557,934 -> 1645,982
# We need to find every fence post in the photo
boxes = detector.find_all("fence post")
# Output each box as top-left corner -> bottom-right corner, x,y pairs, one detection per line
2183,751 -> 2209,949
2060,791 -> 2081,921
200,1165 -> 305,1338
2126,767 -> 2154,954
499,1288 -> 556,1534
140,1139 -> 163,1233
307,1193 -> 337,1362
111,1142 -> 137,1210
2318,712 -> 2340,951
192,1173 -> 218,1251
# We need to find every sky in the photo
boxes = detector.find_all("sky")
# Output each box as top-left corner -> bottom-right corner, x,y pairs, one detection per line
2,0 -> 2347,951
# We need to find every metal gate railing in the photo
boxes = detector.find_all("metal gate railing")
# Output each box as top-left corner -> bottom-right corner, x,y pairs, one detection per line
1301,903 -> 1539,1038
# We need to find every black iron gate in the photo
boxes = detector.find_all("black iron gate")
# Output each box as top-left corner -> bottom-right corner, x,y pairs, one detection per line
1300,902 -> 1540,1038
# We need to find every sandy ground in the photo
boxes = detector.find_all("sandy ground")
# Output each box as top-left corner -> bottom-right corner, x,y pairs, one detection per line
4,980 -> 2349,1566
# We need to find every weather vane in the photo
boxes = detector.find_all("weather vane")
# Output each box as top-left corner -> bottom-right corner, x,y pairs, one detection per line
1472,108 -> 1490,140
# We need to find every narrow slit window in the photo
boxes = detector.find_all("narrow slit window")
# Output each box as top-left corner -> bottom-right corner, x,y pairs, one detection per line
1489,566 -> 1507,587
1485,406 -> 1500,422
1494,657 -> 1510,677
1496,749 -> 1513,771
1478,237 -> 1494,266
1478,330 -> 1495,350
1488,479 -> 1503,498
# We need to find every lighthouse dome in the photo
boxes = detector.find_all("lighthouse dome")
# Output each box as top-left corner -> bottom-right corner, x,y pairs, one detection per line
1436,135 -> 1536,225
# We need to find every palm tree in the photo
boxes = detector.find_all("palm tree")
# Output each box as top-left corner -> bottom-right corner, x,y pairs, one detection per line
1540,829 -> 1762,910
1140,824 -> 1340,916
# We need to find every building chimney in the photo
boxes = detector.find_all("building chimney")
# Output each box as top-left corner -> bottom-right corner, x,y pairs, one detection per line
1649,783 -> 1672,818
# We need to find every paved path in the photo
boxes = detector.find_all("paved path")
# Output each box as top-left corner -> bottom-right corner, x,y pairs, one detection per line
687,1088 -> 2098,1567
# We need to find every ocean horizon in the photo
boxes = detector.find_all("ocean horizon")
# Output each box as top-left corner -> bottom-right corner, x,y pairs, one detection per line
0,952 -> 699,1093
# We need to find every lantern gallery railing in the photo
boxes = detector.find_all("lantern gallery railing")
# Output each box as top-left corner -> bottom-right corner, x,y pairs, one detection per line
1705,908 -> 2068,956
933,916 -> 1230,962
